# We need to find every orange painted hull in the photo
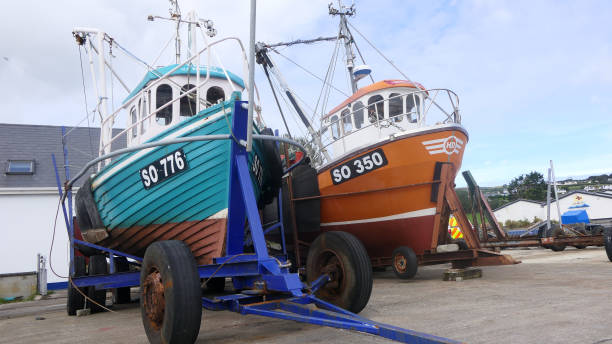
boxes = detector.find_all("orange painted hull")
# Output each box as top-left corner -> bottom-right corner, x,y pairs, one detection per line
317,126 -> 468,257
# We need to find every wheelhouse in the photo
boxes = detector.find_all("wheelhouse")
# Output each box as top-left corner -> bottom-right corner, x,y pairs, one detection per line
320,80 -> 460,160
122,65 -> 245,147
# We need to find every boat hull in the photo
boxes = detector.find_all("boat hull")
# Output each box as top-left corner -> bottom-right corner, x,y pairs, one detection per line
87,100 -> 268,265
317,125 -> 468,257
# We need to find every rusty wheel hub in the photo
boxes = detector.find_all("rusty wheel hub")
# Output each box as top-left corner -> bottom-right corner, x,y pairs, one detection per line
394,255 -> 407,273
143,269 -> 165,330
316,251 -> 345,298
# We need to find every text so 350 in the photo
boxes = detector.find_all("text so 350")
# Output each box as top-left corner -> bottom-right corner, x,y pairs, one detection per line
330,148 -> 388,185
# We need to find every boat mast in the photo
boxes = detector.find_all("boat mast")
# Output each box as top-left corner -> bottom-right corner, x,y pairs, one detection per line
169,0 -> 182,64
329,1 -> 357,94
256,46 -> 331,161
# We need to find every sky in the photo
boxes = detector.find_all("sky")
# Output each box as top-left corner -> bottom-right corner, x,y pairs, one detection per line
1,0 -> 611,187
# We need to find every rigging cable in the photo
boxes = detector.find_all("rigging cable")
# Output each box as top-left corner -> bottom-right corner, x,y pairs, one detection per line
262,66 -> 292,139
347,21 -> 412,82
345,24 -> 375,84
312,34 -> 342,124
270,48 -> 349,98
78,45 -> 96,158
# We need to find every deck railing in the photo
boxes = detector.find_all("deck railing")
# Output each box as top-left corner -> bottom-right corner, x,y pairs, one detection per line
314,88 -> 460,164
97,35 -> 251,168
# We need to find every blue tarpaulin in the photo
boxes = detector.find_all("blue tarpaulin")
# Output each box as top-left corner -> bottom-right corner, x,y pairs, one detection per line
561,209 -> 590,224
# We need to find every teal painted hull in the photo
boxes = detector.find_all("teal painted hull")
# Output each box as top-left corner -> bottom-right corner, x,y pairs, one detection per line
91,98 -> 266,232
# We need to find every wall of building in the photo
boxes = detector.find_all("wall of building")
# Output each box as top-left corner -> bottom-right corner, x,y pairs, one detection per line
555,193 -> 612,221
494,192 -> 612,225
494,201 -> 544,224
0,190 -> 71,283
0,272 -> 37,299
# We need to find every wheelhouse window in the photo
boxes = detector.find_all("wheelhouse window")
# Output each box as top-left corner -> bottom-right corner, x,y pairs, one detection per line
180,84 -> 197,118
130,106 -> 137,138
353,101 -> 364,129
6,160 -> 34,175
206,86 -> 225,105
341,108 -> 352,134
155,84 -> 173,126
389,93 -> 403,122
330,114 -> 340,139
406,94 -> 421,123
367,95 -> 384,123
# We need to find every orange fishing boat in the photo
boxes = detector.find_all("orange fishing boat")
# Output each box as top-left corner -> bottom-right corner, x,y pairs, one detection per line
317,80 -> 467,260
256,3 -> 514,311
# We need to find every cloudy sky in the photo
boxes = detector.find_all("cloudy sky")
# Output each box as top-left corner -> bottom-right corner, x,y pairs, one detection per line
1,0 -> 611,186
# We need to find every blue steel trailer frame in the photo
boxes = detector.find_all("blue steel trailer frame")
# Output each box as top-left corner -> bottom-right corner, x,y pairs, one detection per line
52,101 -> 459,344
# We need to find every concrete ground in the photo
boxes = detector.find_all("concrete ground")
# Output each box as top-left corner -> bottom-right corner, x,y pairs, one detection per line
1,247 -> 611,344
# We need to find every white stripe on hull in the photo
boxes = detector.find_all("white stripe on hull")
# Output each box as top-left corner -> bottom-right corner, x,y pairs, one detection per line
320,207 -> 436,227
92,107 -> 232,190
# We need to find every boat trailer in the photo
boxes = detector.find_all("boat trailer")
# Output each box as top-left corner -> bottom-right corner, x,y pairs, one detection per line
53,101 -> 460,344
459,171 -> 608,252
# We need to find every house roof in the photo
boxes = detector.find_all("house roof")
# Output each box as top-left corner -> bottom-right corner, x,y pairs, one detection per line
493,190 -> 612,212
493,199 -> 544,212
0,123 -> 125,189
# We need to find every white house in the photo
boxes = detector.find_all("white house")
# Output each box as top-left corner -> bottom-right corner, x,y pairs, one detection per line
493,191 -> 612,225
0,124 -> 124,283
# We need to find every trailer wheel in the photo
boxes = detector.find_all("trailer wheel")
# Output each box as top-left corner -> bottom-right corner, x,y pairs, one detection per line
141,241 -> 201,344
204,277 -> 226,293
306,231 -> 372,314
550,244 -> 566,252
391,246 -> 418,279
114,257 -> 131,304
67,256 -> 86,316
604,228 -> 612,262
88,255 -> 108,313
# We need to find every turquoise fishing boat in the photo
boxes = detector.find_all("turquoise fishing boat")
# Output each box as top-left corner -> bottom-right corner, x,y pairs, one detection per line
73,20 -> 281,266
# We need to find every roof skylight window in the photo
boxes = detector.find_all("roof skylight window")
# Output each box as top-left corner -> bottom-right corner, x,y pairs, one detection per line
6,160 -> 35,175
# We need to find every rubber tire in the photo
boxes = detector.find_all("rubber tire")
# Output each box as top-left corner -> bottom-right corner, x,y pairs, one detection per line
550,244 -> 566,252
67,256 -> 87,316
604,228 -> 612,262
574,245 -> 587,249
75,178 -> 105,230
88,255 -> 108,313
306,231 -> 372,314
259,128 -> 283,206
391,246 -> 418,279
140,241 -> 202,344
114,257 -> 131,304
204,277 -> 226,293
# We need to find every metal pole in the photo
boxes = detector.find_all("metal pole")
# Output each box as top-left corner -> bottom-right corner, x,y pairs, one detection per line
246,0 -> 256,152
546,167 -> 552,232
551,160 -> 562,226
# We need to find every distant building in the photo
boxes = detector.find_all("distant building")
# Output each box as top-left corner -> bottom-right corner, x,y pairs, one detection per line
493,191 -> 612,225
0,123 -> 125,282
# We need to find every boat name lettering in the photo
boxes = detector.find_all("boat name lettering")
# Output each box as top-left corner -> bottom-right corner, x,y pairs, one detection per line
251,154 -> 264,187
330,148 -> 388,185
140,148 -> 189,189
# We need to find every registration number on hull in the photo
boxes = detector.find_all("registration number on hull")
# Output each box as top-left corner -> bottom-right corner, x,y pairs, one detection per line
140,148 -> 189,189
330,148 -> 388,185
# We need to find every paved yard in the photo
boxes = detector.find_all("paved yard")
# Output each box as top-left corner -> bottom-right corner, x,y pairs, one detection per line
1,247 -> 611,344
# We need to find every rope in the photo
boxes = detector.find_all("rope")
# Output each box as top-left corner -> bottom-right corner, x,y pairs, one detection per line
49,199 -> 116,313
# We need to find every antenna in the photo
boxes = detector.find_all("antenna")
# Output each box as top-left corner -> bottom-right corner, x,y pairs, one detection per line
329,1 -> 357,93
